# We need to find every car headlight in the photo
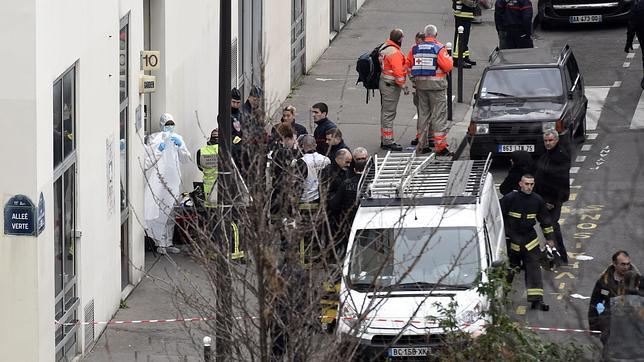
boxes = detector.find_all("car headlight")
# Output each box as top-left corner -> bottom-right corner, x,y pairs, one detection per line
476,123 -> 489,134
457,310 -> 480,326
542,121 -> 556,132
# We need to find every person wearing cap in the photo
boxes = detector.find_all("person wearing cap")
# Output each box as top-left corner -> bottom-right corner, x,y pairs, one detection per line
240,85 -> 268,180
230,88 -> 243,168
144,113 -> 191,255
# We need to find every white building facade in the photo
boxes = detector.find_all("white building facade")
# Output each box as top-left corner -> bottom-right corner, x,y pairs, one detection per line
0,0 -> 365,360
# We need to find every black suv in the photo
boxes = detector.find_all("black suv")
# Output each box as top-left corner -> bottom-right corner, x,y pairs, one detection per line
538,0 -> 632,28
468,45 -> 587,159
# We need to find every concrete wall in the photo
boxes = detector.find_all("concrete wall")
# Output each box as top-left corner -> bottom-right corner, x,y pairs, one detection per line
0,1 -> 41,360
305,0 -> 331,71
151,0 -> 219,186
263,0 -> 292,119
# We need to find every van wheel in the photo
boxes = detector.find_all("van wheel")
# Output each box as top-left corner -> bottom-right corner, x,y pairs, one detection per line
574,113 -> 586,142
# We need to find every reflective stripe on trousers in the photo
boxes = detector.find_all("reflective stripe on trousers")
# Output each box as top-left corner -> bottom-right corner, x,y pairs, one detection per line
379,77 -> 401,144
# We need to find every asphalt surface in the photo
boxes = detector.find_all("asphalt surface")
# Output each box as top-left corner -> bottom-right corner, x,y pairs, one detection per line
479,20 -> 644,356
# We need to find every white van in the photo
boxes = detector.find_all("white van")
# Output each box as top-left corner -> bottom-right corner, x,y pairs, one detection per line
335,152 -> 506,359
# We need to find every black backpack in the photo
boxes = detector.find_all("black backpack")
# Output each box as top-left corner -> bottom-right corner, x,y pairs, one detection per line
356,43 -> 391,103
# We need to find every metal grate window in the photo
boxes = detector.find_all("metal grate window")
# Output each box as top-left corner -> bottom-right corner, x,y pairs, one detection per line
232,38 -> 238,88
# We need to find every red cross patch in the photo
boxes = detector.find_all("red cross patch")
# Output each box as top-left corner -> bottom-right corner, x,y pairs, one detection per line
415,58 -> 423,65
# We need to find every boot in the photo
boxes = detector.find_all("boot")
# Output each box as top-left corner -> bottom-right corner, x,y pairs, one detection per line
531,301 -> 550,311
464,58 -> 477,66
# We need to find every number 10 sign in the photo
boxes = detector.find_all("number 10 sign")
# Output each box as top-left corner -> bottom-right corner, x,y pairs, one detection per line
140,51 -> 160,71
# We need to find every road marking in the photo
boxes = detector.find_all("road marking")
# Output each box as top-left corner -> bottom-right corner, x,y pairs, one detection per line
581,144 -> 592,151
570,166 -> 580,174
516,306 -> 527,315
613,81 -> 622,87
569,178 -> 575,186
569,193 -> 578,200
627,52 -> 636,59
623,62 -> 631,68
575,156 -> 586,163
585,87 -> 610,131
587,133 -> 598,140
555,272 -> 576,280
630,90 -> 644,129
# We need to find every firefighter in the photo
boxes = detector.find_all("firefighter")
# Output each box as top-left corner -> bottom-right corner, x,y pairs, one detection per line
500,174 -> 556,311
406,24 -> 453,156
494,0 -> 534,49
453,0 -> 478,68
196,129 -> 219,208
378,28 -> 408,151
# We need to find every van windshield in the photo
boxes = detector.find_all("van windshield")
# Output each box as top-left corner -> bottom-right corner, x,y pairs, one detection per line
480,68 -> 563,99
349,227 -> 480,291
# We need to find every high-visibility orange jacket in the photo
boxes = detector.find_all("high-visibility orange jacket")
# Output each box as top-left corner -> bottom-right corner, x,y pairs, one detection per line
380,39 -> 407,87
406,37 -> 453,79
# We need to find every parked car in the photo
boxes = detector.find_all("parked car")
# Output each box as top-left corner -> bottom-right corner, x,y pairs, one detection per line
336,153 -> 506,360
468,45 -> 587,160
538,0 -> 632,28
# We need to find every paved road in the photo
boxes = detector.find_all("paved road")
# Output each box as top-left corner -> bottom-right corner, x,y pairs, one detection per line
479,21 -> 644,353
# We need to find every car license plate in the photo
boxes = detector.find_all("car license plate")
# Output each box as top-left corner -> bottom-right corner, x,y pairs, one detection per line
388,347 -> 430,357
497,144 -> 535,153
569,15 -> 602,23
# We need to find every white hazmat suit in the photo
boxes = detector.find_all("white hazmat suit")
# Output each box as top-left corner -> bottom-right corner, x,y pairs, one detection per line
144,114 -> 191,249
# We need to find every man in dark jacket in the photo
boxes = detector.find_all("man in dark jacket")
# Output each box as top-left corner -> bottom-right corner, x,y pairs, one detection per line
311,102 -> 337,155
325,128 -> 351,159
320,149 -> 352,201
588,250 -> 643,343
495,0 -> 533,49
626,0 -> 644,88
534,130 -> 571,265
329,160 -> 367,260
601,270 -> 644,360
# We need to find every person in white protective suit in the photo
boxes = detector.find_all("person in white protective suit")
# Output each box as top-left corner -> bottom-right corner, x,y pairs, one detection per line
144,113 -> 191,254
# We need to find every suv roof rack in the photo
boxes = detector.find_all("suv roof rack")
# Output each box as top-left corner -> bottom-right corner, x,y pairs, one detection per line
357,152 -> 493,207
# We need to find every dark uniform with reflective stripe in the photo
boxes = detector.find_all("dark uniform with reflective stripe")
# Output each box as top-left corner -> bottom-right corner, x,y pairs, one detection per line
453,0 -> 477,63
501,190 -> 555,303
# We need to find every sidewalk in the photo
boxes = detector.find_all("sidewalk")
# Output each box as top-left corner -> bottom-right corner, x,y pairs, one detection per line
286,0 -> 500,159
85,2 -> 502,360
84,253 -> 214,361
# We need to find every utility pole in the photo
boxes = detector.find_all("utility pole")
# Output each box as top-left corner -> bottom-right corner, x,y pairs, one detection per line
216,0 -> 233,360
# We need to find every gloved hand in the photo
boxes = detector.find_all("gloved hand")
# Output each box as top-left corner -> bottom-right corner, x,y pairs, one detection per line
625,42 -> 633,53
158,143 -> 166,152
170,136 -> 183,147
596,302 -> 605,315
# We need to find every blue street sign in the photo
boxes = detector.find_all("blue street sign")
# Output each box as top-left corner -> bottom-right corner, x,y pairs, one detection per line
4,195 -> 36,236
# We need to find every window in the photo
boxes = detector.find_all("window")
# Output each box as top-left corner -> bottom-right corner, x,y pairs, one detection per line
481,68 -> 564,98
119,15 -> 131,290
53,65 -> 78,361
349,227 -> 480,291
